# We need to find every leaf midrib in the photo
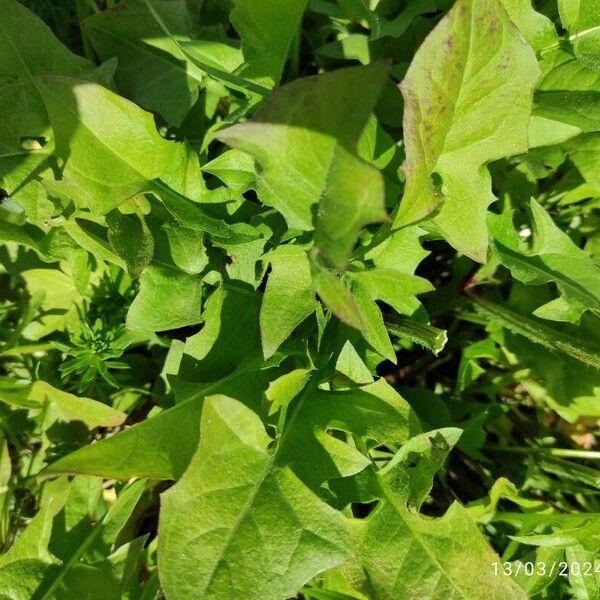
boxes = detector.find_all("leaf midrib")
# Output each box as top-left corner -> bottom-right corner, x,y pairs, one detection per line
379,479 -> 475,600
493,240 -> 600,308
39,75 -> 159,183
191,376 -> 319,598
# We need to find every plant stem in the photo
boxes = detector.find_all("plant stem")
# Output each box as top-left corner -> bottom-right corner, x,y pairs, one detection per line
385,316 -> 447,355
470,296 -> 600,369
485,446 -> 600,460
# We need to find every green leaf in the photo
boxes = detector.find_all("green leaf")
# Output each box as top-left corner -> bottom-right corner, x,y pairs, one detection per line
203,148 -> 256,192
231,0 -> 308,87
0,220 -> 43,254
393,0 -> 539,262
369,0 -> 438,41
491,324 -> 600,421
20,268 -> 80,339
312,143 -> 387,269
335,341 -> 373,384
364,225 -> 429,275
351,279 -> 396,362
349,268 -> 434,317
276,378 -> 420,489
37,75 -> 193,215
218,63 -> 389,235
158,394 -> 352,600
260,245 -> 317,358
265,368 -> 312,415
512,519 -> 600,552
0,0 -> 92,131
154,181 -> 261,244
346,429 -> 527,600
0,490 -> 63,600
566,544 -> 600,600
0,82 -> 51,174
85,0 -> 204,125
534,45 -> 600,133
498,0 -> 558,50
310,256 -> 367,331
42,396 -> 203,480
38,479 -> 147,600
558,0 -> 600,71
471,296 -> 600,369
181,283 -> 262,385
568,132 -> 600,191
106,210 -> 154,278
489,200 -> 600,321
126,265 -> 203,332
28,381 -> 127,429
534,90 -> 600,133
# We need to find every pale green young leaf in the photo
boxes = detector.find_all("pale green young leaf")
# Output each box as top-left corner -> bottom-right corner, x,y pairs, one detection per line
394,0 -> 539,262
158,394 -> 352,600
260,245 -> 317,358
265,368 -> 312,415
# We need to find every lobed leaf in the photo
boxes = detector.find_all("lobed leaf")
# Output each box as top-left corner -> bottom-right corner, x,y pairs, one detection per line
394,0 -> 539,261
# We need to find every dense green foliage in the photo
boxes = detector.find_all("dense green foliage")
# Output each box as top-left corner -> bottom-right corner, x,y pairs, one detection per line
1,0 -> 600,598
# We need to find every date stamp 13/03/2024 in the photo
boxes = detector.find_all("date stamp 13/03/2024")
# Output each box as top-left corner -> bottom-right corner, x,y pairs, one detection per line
493,561 -> 600,578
